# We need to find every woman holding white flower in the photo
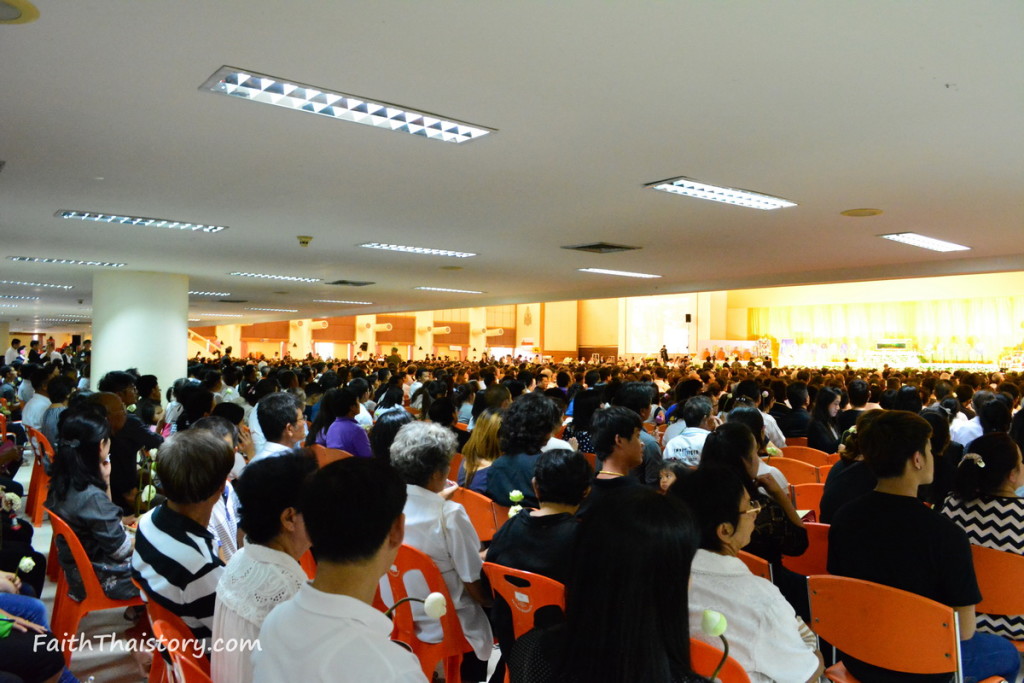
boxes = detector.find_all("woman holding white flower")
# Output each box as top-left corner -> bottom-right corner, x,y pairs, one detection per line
45,409 -> 138,601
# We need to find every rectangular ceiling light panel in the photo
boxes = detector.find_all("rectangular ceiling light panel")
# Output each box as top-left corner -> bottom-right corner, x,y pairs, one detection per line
578,268 -> 661,279
359,243 -> 476,258
0,294 -> 38,300
648,176 -> 796,210
189,291 -> 232,296
313,299 -> 373,305
246,307 -> 299,313
57,210 -> 228,234
201,66 -> 494,144
414,286 -> 485,294
229,272 -> 321,283
9,256 -> 125,267
879,233 -> 970,252
0,279 -> 73,290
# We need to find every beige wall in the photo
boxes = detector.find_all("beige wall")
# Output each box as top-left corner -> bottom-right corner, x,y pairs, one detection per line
577,298 -> 619,347
542,300 -> 577,352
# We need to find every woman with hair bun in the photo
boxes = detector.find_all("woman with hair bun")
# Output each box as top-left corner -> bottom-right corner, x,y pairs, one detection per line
45,408 -> 138,600
940,432 -> 1024,638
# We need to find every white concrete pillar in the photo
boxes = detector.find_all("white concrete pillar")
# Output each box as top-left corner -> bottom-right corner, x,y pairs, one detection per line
413,311 -> 434,361
467,308 -> 487,361
288,319 -> 314,360
92,271 -> 188,399
355,315 -> 376,356
215,324 -> 242,359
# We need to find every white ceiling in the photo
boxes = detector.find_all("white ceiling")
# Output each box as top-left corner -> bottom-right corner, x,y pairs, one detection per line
1,1 -> 1022,333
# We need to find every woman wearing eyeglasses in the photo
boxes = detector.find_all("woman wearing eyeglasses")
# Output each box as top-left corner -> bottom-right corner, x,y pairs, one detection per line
672,467 -> 823,683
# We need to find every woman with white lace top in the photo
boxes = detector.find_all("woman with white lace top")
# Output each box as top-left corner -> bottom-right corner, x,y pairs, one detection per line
212,453 -> 317,683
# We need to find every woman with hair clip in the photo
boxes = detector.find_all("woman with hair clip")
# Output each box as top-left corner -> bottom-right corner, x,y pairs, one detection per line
45,409 -> 138,600
940,432 -> 1024,638
806,386 -> 841,454
508,487 -> 711,683
733,379 -> 786,450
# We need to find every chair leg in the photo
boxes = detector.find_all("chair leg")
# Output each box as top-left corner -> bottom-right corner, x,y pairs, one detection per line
444,654 -> 463,683
57,603 -> 85,667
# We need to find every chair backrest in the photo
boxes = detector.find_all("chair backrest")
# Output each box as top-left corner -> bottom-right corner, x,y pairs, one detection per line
383,544 -> 468,654
152,619 -> 214,683
817,463 -> 834,481
46,508 -> 109,601
481,562 -> 565,639
299,549 -> 317,580
737,550 -> 772,581
690,638 -> 752,683
310,444 -> 352,468
766,456 -> 819,484
25,424 -> 55,459
787,436 -> 808,447
780,522 -> 829,576
491,502 -> 512,530
790,483 -> 825,518
781,446 -> 831,467
581,452 -> 597,470
972,543 -> 1024,616
448,487 -> 495,543
808,575 -> 962,678
448,452 -> 463,483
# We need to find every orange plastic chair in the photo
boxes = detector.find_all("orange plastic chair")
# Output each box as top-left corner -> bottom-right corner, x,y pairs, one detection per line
309,444 -> 352,468
448,452 -> 463,483
454,422 -> 468,432
690,638 -> 752,683
788,437 -> 808,447
481,562 -> 565,639
581,452 -> 597,470
780,522 -> 829,576
818,463 -> 834,481
738,550 -> 772,581
46,508 -> 145,665
133,577 -> 211,679
152,619 -> 214,683
781,446 -> 831,467
790,483 -> 825,518
972,543 -> 1024,652
766,456 -> 819,485
299,549 -> 317,580
491,502 -> 512,530
448,487 -> 495,543
382,544 -> 471,682
807,575 -> 1005,683
24,425 -> 53,526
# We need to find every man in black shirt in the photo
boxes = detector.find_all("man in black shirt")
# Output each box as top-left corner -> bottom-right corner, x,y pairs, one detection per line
836,378 -> 868,433
828,410 -> 1018,682
777,381 -> 811,438
576,406 -> 642,517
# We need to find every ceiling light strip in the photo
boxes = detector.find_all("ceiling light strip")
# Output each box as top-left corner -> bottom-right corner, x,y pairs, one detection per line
246,307 -> 299,313
359,242 -> 476,258
200,313 -> 244,318
0,294 -> 39,300
189,291 -> 232,296
879,232 -> 970,252
578,268 -> 661,279
57,210 -> 228,234
229,271 -> 321,283
9,256 -> 125,267
647,176 -> 796,210
200,66 -> 494,144
0,279 -> 73,290
414,286 -> 485,294
313,299 -> 373,305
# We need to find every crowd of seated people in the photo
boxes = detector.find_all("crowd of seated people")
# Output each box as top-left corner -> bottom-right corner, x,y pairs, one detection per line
7,347 -> 1024,681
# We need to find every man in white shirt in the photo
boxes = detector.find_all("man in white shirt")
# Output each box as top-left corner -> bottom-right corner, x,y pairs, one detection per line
950,390 -> 993,447
254,458 -> 426,683
4,338 -> 21,366
251,393 -> 305,463
663,395 -> 717,466
20,367 -> 52,430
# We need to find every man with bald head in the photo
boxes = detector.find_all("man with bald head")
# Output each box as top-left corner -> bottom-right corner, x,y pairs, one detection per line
92,387 -> 163,513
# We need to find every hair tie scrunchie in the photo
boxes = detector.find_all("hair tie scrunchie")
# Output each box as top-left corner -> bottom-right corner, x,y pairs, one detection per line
961,452 -> 985,468
60,438 -> 81,449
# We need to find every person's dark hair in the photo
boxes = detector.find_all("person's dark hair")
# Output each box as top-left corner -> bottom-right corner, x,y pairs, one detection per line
301,458 -> 407,563
483,383 -> 512,412
810,386 -> 841,428
305,387 -> 360,446
201,370 -> 222,393
726,405 -> 765,450
556,371 -> 571,389
952,432 -> 1021,500
413,380 -> 448,420
533,449 -> 592,506
191,415 -> 238,449
235,453 -> 317,545
136,398 -> 159,426
427,397 -> 457,426
376,386 -> 405,411
920,410 -> 951,463
49,409 -> 111,499
786,381 -> 809,410
555,488 -> 699,683
847,379 -> 869,407
211,401 -> 245,426
503,379 -> 526,399
892,385 -> 923,414
499,392 -> 557,455
389,422 -> 457,487
979,399 -> 1012,434
136,375 -> 159,402
697,422 -> 758,496
670,466 -> 747,552
369,409 -> 414,461
590,405 -> 641,460
584,369 -> 601,388
859,410 -> 932,479
681,395 -> 713,428
46,375 -> 74,404
611,382 -> 654,417
571,389 -> 603,431
176,384 -> 215,432
257,392 -> 302,443
933,379 -> 955,403
346,377 -> 370,401
247,377 -> 281,407
970,389 -> 995,416
157,429 -> 234,503
97,370 -> 136,395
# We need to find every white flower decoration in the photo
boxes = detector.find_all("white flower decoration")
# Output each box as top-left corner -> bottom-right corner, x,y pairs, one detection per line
140,485 -> 157,503
4,492 -> 21,512
508,490 -> 524,503
508,504 -> 523,518
701,609 -> 727,638
18,556 -> 36,574
423,592 -> 447,619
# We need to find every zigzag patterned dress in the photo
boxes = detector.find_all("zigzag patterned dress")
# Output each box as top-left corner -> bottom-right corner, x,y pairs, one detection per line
940,493 -> 1024,638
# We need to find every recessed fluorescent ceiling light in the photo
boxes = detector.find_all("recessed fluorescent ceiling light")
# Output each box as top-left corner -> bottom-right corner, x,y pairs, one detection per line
201,313 -> 244,318
9,256 -> 125,267
189,291 -> 232,296
57,210 -> 228,234
313,299 -> 373,305
0,294 -> 38,300
647,176 -> 796,210
0,304 -> 19,308
879,232 -> 970,252
0,279 -> 73,290
246,307 -> 299,313
359,243 -> 476,258
55,314 -> 90,319
229,272 -> 321,283
188,318 -> 201,322
578,268 -> 661,279
200,66 -> 494,144
414,286 -> 485,294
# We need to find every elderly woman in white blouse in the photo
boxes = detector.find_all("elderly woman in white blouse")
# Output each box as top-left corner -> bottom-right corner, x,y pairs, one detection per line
389,421 -> 494,683
211,453 -> 317,683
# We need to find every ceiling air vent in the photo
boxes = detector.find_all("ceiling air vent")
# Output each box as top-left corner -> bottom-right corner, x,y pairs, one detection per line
219,299 -> 248,303
328,280 -> 376,287
561,242 -> 640,254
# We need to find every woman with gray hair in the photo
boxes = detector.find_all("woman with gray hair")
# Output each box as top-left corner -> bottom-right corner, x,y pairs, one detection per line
389,421 -> 493,683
